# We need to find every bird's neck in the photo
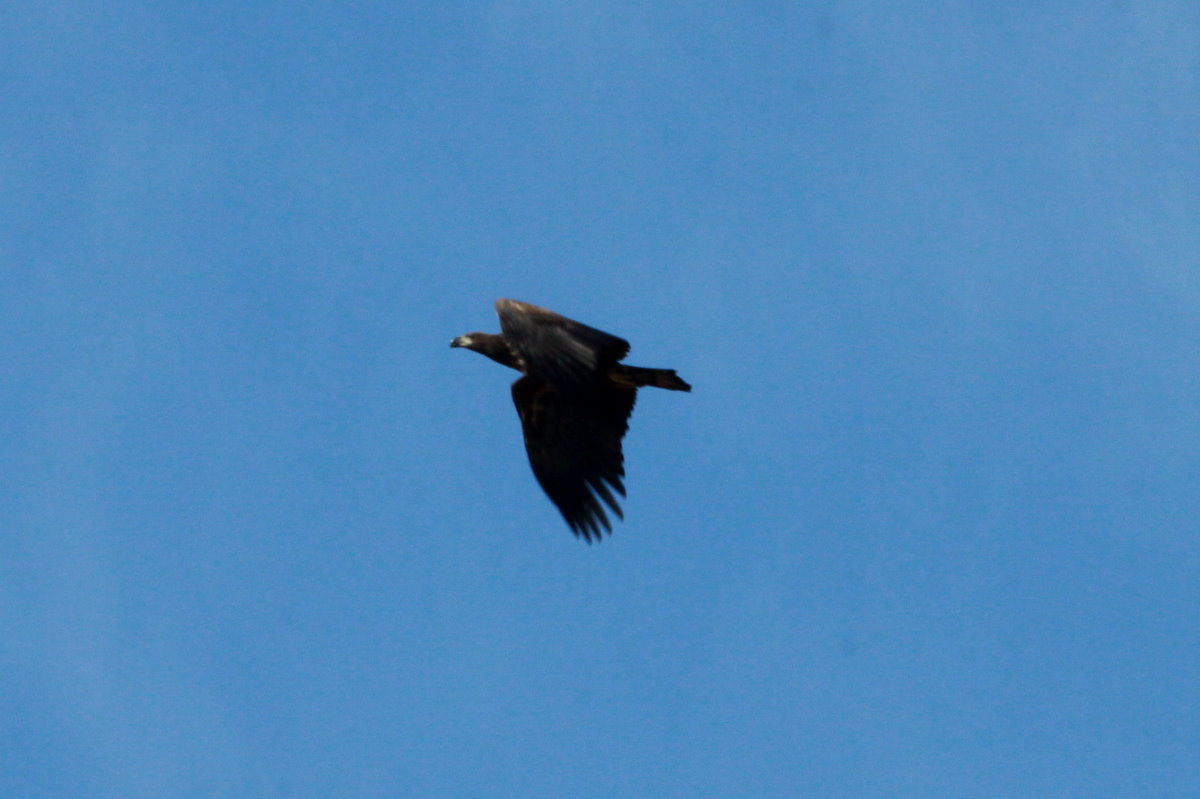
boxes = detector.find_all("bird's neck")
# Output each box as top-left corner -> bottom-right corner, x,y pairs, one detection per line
473,335 -> 524,371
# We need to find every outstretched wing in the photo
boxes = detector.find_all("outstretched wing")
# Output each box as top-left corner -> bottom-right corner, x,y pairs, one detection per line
496,299 -> 630,391
511,375 -> 637,542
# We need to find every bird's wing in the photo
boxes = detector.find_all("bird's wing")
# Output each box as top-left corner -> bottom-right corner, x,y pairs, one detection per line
511,375 -> 636,542
495,299 -> 630,391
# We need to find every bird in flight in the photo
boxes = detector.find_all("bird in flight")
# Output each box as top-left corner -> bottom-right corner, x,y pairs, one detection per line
451,299 -> 691,542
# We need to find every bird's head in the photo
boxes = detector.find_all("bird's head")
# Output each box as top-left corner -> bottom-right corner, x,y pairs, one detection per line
450,332 -> 523,371
450,333 -> 484,349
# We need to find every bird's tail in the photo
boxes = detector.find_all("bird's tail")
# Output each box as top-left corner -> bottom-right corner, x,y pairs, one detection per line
614,365 -> 692,392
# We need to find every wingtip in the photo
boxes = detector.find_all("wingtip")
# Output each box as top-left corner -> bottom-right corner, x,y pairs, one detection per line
567,511 -> 613,544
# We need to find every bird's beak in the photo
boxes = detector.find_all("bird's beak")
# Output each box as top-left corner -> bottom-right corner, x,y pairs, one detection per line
450,335 -> 468,348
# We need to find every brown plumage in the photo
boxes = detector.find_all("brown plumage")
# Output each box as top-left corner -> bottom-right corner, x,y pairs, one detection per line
451,299 -> 691,542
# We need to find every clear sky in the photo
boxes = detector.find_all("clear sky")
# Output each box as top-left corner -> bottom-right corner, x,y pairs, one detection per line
4,2 -> 1198,797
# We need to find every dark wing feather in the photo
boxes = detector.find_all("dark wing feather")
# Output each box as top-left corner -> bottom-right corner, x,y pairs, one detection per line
496,299 -> 630,391
511,375 -> 636,542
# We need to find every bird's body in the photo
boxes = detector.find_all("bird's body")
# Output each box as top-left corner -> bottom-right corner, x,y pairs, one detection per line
451,299 -> 690,541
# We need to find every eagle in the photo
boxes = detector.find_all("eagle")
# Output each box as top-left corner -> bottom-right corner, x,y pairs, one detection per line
451,299 -> 691,542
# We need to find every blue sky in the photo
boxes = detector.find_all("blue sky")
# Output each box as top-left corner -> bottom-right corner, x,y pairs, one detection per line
4,2 -> 1198,797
